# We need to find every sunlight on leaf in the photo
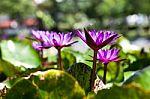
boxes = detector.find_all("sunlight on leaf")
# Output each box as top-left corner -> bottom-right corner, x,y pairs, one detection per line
0,40 -> 41,69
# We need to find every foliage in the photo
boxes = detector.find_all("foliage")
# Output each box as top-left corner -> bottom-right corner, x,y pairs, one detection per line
68,63 -> 91,93
0,0 -> 149,30
0,0 -> 35,19
5,70 -> 85,99
0,40 -> 41,69
124,66 -> 150,90
93,84 -> 150,99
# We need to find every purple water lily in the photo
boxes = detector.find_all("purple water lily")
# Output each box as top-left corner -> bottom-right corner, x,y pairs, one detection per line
32,30 -> 76,49
76,29 -> 119,50
76,28 -> 120,91
46,31 -> 76,70
31,30 -> 76,70
48,32 -> 77,49
97,48 -> 120,84
97,49 -> 120,64
31,30 -> 53,50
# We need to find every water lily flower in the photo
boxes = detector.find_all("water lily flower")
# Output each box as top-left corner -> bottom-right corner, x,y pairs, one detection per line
97,48 -> 120,64
97,48 -> 120,84
47,31 -> 77,49
31,30 -> 53,49
47,31 -> 76,70
76,28 -> 120,91
76,29 -> 119,50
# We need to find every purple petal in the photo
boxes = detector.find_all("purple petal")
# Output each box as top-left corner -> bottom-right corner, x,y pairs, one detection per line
89,30 -> 97,42
32,30 -> 40,40
76,30 -> 86,42
96,32 -> 104,45
97,48 -> 120,64
97,33 -> 118,49
32,42 -> 43,51
52,39 -> 59,46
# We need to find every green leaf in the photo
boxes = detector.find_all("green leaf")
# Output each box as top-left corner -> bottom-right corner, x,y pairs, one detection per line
30,69 -> 85,99
93,84 -> 150,99
71,49 -> 93,67
0,40 -> 41,69
0,59 -> 20,76
5,79 -> 41,99
61,50 -> 76,70
97,62 -> 124,83
125,58 -> 150,71
123,66 -> 150,90
68,63 -> 91,93
3,77 -> 23,88
5,70 -> 85,99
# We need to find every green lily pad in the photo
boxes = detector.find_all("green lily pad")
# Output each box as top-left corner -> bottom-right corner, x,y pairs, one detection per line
97,62 -> 124,83
0,40 -> 41,68
61,50 -> 76,70
30,69 -> 85,99
0,59 -> 20,76
125,58 -> 150,71
5,79 -> 41,99
68,63 -> 91,93
5,70 -> 85,99
123,66 -> 150,90
94,84 -> 150,99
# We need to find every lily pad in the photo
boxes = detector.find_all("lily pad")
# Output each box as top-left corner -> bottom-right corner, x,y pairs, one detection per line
0,40 -> 41,68
68,63 -> 91,93
97,62 -> 124,83
94,84 -> 150,99
123,66 -> 150,90
5,70 -> 85,99
0,59 -> 20,76
29,69 -> 85,99
61,50 -> 76,70
5,79 -> 41,99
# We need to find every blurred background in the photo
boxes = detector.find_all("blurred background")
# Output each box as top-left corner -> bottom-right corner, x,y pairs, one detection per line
0,0 -> 149,42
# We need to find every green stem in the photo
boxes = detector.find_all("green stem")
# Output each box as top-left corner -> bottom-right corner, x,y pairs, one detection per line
57,48 -> 63,70
90,50 -> 98,91
103,63 -> 108,84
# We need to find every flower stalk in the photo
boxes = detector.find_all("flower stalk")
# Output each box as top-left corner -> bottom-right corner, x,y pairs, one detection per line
103,63 -> 108,84
90,50 -> 98,91
40,42 -> 45,66
57,48 -> 63,70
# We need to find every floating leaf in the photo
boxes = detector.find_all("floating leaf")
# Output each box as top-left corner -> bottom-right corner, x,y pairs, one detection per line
61,50 -> 76,70
125,58 -> 150,71
0,59 -> 20,76
0,40 -> 41,69
71,50 -> 93,67
68,63 -> 91,93
123,66 -> 150,90
5,70 -> 85,99
93,84 -> 150,99
97,62 -> 124,83
30,69 -> 85,99
5,79 -> 41,99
